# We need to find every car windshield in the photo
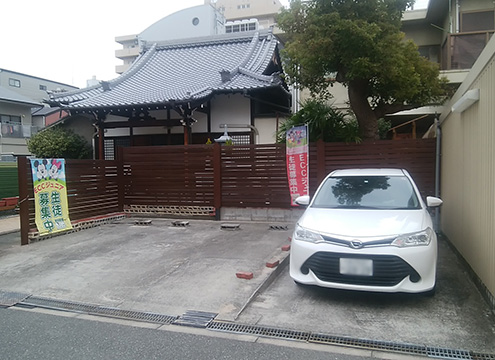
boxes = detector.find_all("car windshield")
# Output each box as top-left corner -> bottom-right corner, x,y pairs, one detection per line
311,175 -> 421,209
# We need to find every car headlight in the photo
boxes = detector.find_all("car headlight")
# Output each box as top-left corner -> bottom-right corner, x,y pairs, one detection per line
392,228 -> 434,247
293,224 -> 323,243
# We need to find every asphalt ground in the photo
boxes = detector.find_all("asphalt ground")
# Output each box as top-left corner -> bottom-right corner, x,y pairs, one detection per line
0,216 -> 494,356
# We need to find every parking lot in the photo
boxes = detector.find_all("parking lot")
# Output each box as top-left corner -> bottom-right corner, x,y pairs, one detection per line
0,217 -> 494,355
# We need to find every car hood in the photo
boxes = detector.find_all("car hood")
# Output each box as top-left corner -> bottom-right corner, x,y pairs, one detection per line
298,207 -> 430,239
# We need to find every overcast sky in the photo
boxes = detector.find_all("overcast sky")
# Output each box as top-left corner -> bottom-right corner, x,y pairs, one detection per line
1,0 -> 427,89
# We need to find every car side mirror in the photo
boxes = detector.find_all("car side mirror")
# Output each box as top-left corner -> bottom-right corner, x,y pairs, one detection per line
295,195 -> 310,206
426,196 -> 443,208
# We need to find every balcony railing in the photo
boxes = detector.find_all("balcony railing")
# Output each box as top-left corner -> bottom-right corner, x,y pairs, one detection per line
442,30 -> 494,70
0,123 -> 41,139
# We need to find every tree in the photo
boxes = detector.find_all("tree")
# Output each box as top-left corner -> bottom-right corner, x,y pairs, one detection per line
278,0 -> 448,140
28,126 -> 92,159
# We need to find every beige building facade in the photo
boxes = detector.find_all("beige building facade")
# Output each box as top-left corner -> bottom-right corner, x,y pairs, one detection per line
439,34 -> 495,309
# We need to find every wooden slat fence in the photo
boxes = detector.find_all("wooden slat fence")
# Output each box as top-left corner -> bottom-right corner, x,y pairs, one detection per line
221,144 -> 290,208
17,139 -> 437,244
120,145 -> 216,207
18,159 -> 122,245
312,139 -> 437,198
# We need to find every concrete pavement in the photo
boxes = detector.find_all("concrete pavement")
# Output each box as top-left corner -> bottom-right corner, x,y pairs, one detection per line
0,217 -> 292,321
0,214 -> 19,236
0,215 -> 494,358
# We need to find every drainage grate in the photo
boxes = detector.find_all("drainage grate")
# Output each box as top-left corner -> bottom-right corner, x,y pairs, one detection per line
427,347 -> 472,359
0,290 -> 30,307
173,310 -> 217,328
208,321 -> 495,360
471,353 -> 495,360
310,333 -> 427,356
208,321 -> 310,341
19,296 -> 177,324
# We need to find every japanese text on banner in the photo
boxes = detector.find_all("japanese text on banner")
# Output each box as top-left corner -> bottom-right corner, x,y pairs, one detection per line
286,125 -> 309,206
30,159 -> 72,235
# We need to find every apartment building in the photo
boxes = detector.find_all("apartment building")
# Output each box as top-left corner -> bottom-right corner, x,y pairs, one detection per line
0,69 -> 78,160
384,0 -> 495,138
206,0 -> 283,29
115,0 -> 283,74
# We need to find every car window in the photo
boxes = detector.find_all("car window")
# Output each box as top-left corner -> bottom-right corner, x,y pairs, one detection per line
312,175 -> 421,209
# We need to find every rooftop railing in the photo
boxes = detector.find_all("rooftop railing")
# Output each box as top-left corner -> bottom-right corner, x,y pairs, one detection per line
441,30 -> 494,70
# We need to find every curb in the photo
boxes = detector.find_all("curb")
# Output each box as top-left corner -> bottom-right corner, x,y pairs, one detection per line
234,250 -> 290,320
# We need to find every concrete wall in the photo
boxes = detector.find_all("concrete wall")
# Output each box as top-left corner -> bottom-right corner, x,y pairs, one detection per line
0,69 -> 77,103
439,35 -> 495,307
139,5 -> 225,44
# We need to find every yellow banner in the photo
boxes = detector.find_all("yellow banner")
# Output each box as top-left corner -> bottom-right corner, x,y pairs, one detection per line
31,159 -> 72,235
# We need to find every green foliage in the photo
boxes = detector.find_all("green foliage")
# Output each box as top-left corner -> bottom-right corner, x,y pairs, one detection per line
277,99 -> 362,143
28,126 -> 92,159
277,0 -> 448,140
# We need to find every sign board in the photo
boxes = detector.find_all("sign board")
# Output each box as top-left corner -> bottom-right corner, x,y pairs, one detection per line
30,159 -> 72,235
286,125 -> 309,206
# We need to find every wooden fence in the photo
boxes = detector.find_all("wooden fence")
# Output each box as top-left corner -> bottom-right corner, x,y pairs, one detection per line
18,138 -> 436,244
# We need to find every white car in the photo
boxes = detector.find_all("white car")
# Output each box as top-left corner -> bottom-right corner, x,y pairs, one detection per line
290,168 -> 443,294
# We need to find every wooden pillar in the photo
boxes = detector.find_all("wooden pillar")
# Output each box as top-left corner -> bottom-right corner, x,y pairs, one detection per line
117,146 -> 125,213
213,143 -> 222,220
98,123 -> 105,160
17,156 -> 29,245
184,125 -> 189,145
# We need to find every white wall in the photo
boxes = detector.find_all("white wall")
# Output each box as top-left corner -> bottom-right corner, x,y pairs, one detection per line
210,93 -> 251,132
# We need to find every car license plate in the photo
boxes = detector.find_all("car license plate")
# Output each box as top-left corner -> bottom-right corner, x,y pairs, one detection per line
339,258 -> 373,276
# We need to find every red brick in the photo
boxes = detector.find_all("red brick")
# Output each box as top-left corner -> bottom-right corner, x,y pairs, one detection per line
281,244 -> 291,251
266,260 -> 280,268
236,272 -> 254,280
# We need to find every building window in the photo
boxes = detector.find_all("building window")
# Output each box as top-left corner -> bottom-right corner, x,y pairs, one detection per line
0,115 -> 21,124
39,84 -> 47,91
461,10 -> 494,32
9,78 -> 21,88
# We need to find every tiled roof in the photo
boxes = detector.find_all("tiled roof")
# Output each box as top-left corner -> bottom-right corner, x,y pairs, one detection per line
49,30 -> 286,110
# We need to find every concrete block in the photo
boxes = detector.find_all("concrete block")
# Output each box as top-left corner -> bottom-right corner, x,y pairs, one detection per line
236,272 -> 254,280
281,244 -> 291,252
266,260 -> 280,268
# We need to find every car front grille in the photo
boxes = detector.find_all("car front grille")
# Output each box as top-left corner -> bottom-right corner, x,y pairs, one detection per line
301,252 -> 420,287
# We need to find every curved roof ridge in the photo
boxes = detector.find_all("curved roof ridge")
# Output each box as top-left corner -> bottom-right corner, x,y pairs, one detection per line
48,45 -> 157,104
109,43 -> 158,88
150,30 -> 272,51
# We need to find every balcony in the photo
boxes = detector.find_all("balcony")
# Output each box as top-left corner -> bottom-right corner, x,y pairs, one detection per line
441,31 -> 494,70
1,123 -> 41,139
115,47 -> 140,60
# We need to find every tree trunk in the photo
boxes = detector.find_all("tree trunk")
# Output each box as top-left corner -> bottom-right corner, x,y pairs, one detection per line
348,80 -> 379,141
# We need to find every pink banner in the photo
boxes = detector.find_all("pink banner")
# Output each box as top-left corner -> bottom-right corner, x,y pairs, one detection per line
286,125 -> 309,206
